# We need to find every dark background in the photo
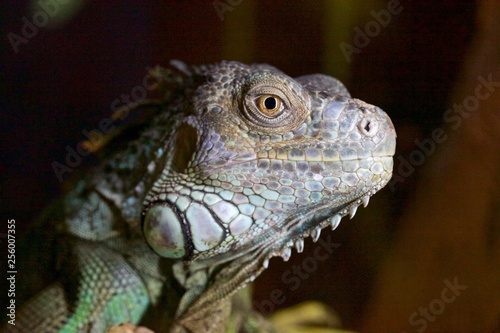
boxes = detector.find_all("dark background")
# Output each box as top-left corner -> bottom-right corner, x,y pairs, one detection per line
1,1 -> 498,332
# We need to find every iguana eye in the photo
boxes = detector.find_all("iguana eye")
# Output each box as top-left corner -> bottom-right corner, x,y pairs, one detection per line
256,94 -> 284,116
243,87 -> 290,127
241,77 -> 310,131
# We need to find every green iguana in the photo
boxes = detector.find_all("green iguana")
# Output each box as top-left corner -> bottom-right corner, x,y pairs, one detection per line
5,61 -> 396,332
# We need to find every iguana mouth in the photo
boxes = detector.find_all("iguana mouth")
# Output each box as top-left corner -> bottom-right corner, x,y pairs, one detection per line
247,178 -> 386,273
262,190 -> 375,267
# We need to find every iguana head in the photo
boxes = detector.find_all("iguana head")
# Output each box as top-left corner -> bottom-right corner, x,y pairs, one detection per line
142,61 -> 395,266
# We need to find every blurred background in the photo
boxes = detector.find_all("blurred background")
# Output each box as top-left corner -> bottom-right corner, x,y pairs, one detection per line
1,1 -> 498,332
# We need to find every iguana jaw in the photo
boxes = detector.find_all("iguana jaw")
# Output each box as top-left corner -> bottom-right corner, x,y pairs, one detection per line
256,176 -> 389,269
169,172 -> 391,327
203,159 -> 392,276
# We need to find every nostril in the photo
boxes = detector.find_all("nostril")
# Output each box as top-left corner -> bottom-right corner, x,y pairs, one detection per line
364,121 -> 371,132
359,118 -> 378,136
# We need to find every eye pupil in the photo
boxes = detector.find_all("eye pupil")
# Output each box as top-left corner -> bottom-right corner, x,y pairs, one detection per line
264,97 -> 277,110
257,94 -> 282,116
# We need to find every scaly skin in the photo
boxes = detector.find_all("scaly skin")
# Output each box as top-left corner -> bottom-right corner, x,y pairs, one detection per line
6,61 -> 396,333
